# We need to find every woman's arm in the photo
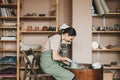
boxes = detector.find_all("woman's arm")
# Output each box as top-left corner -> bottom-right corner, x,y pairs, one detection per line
52,50 -> 71,63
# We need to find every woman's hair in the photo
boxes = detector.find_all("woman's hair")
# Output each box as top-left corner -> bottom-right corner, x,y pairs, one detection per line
48,27 -> 76,37
59,27 -> 77,36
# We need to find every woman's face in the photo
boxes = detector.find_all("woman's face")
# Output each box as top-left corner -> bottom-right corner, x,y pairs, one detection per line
63,33 -> 75,44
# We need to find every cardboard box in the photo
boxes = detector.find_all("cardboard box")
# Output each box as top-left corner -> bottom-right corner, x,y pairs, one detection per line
104,72 -> 113,80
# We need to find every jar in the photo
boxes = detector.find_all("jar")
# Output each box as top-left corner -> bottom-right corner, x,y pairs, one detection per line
35,26 -> 40,31
48,26 -> 53,31
42,26 -> 48,31
27,26 -> 32,31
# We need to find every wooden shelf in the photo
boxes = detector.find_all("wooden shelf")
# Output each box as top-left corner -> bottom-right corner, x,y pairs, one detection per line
0,27 -> 17,29
92,14 -> 100,16
92,31 -> 120,34
0,0 -> 57,79
104,65 -> 120,70
20,16 -> 56,20
0,3 -> 17,7
92,12 -> 120,17
19,66 -> 39,69
20,31 -> 57,34
0,40 -> 17,42
105,12 -> 120,15
0,0 -> 19,79
0,49 -> 17,52
0,16 -> 17,19
0,74 -> 16,78
92,48 -> 120,52
19,49 -> 41,52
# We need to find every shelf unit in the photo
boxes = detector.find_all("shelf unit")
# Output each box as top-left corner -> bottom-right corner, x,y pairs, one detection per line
92,0 -> 120,80
92,15 -> 120,51
19,0 -> 58,80
0,0 -> 19,79
0,0 -> 59,79
19,0 -> 58,47
92,31 -> 120,52
92,0 -> 120,58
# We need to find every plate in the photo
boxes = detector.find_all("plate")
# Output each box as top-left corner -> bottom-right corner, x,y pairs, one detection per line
92,41 -> 99,49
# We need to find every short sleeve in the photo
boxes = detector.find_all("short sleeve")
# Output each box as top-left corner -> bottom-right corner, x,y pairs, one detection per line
49,35 -> 61,51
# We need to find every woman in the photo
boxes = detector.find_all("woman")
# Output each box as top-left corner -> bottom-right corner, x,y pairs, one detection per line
40,24 -> 76,80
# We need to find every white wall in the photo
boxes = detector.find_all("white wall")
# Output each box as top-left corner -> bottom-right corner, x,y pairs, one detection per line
72,0 -> 92,63
58,0 -> 72,26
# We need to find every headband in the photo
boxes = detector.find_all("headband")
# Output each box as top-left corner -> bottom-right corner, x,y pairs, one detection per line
59,23 -> 70,30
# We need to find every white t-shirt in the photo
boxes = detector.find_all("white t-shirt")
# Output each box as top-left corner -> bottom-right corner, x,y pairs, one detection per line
42,34 -> 61,51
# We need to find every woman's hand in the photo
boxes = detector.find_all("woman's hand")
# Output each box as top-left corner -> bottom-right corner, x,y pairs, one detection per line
52,50 -> 71,62
61,57 -> 71,65
65,57 -> 72,62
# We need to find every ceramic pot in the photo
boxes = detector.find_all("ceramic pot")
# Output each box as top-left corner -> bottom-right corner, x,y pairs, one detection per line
42,26 -> 48,31
27,26 -> 32,31
35,27 -> 39,31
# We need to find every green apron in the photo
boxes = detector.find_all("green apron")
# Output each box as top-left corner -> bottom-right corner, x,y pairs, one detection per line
40,50 -> 74,80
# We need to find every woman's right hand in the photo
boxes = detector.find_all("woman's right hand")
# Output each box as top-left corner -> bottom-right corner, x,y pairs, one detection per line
52,50 -> 72,64
62,57 -> 71,65
65,57 -> 72,63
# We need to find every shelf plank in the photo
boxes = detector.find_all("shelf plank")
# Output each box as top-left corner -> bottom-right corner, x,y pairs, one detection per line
106,12 -> 120,15
0,49 -> 17,52
0,27 -> 17,29
0,40 -> 17,42
92,12 -> 120,17
0,3 -> 17,6
20,16 -> 56,20
92,48 -> 120,51
0,16 -> 17,19
19,49 -> 41,52
0,74 -> 16,78
92,31 -> 120,34
104,66 -> 120,70
92,14 -> 100,16
20,31 -> 57,34
19,66 -> 39,69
